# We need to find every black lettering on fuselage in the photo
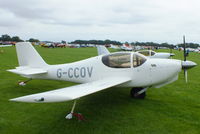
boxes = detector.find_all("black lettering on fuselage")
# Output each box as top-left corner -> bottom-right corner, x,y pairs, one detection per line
80,67 -> 86,77
87,67 -> 93,77
57,69 -> 62,78
63,67 -> 93,78
74,67 -> 79,78
68,68 -> 73,78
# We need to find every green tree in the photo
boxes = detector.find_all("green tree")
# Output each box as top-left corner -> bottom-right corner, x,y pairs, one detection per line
1,34 -> 11,41
61,40 -> 66,44
29,38 -> 40,42
178,43 -> 199,48
71,39 -> 122,45
11,36 -> 23,42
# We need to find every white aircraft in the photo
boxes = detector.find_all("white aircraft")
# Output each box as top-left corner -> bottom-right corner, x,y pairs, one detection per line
110,44 -> 120,49
137,50 -> 175,59
97,45 -> 175,59
121,44 -> 133,51
8,42 -> 197,119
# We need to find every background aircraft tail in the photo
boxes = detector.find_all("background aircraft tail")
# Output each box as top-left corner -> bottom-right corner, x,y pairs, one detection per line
15,42 -> 48,68
97,45 -> 110,55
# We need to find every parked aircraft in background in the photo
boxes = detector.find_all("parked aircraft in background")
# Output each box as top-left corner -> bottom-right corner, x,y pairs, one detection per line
8,42 -> 197,120
110,44 -> 120,49
121,44 -> 133,51
137,50 -> 175,59
0,45 -> 12,47
97,46 -> 175,59
185,48 -> 200,53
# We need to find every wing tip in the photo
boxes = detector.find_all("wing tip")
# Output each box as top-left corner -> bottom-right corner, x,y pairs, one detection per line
9,98 -> 21,102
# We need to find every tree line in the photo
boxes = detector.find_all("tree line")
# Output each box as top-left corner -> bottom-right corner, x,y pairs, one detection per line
131,42 -> 174,48
0,34 -> 40,43
177,43 -> 199,48
71,40 -> 200,48
131,42 -> 199,48
71,39 -> 122,45
0,34 -> 199,48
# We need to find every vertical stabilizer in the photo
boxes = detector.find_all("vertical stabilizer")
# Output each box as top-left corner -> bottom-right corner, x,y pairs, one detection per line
16,42 -> 48,67
97,45 -> 110,55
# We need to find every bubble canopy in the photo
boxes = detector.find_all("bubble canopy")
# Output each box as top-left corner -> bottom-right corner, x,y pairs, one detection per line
102,52 -> 147,68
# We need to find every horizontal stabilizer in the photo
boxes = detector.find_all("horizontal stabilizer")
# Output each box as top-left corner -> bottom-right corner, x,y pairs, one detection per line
8,67 -> 47,75
10,77 -> 131,103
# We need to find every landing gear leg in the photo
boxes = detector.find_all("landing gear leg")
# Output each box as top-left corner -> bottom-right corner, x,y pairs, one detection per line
18,78 -> 32,86
66,100 -> 77,119
65,100 -> 85,121
130,87 -> 147,99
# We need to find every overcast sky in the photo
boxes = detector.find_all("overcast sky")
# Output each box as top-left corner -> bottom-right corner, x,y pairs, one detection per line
0,0 -> 200,44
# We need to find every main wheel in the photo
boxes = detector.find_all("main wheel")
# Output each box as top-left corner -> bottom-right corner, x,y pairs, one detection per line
130,87 -> 146,99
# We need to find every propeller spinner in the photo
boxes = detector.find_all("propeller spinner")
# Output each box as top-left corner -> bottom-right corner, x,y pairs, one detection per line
181,36 -> 197,83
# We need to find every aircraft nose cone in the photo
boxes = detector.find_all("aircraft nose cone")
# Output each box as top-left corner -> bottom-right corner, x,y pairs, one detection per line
182,61 -> 197,69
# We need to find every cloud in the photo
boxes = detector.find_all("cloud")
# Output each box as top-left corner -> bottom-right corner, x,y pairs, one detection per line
0,9 -> 24,27
0,0 -> 155,26
0,0 -> 52,20
0,0 -> 200,43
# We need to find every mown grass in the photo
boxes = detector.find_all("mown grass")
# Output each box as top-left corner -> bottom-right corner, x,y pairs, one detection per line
0,46 -> 200,134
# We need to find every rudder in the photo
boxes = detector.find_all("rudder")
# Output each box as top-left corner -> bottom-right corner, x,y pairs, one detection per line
16,42 -> 48,67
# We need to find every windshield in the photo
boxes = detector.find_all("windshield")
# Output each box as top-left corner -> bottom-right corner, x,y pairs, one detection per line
132,53 -> 146,67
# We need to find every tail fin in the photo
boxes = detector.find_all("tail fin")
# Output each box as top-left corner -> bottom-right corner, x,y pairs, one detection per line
97,45 -> 110,55
16,42 -> 48,67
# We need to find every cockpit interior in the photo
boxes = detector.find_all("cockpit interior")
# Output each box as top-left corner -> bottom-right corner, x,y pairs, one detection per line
102,53 -> 146,68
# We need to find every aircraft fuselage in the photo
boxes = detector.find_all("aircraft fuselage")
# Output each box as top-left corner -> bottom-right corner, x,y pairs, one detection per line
30,52 -> 182,88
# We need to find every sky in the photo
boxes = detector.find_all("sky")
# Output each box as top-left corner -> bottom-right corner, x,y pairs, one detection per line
0,0 -> 200,44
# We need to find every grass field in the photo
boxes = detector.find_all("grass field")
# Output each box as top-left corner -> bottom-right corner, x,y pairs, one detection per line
0,46 -> 200,134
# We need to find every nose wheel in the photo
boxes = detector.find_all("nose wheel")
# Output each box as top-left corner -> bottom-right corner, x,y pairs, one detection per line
130,87 -> 147,99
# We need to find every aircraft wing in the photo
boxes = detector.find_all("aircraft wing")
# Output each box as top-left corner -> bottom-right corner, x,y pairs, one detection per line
10,77 -> 131,103
97,45 -> 110,55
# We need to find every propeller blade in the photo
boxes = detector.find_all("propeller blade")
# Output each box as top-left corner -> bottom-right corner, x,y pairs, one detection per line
182,60 -> 197,83
185,69 -> 188,83
183,36 -> 188,83
170,47 -> 172,54
183,35 -> 187,81
183,35 -> 186,61
169,46 -> 175,58
170,46 -> 172,59
181,36 -> 198,83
